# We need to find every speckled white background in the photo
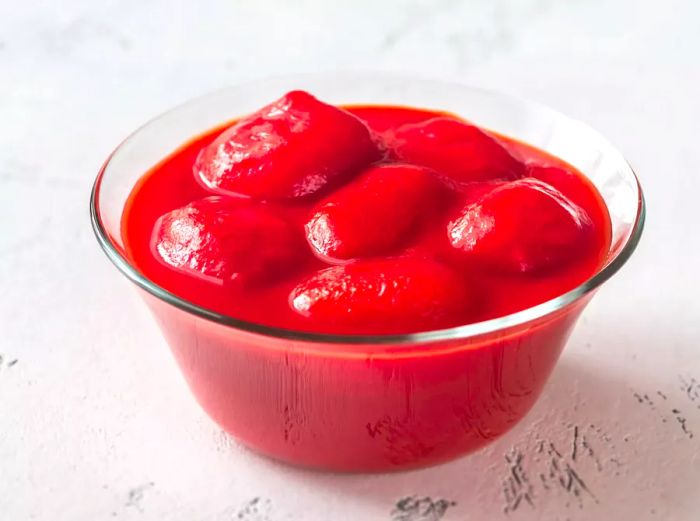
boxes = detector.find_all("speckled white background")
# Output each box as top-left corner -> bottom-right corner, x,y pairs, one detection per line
2,1 -> 699,520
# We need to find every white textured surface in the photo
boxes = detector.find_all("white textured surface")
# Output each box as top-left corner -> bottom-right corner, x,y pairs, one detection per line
2,1 -> 699,520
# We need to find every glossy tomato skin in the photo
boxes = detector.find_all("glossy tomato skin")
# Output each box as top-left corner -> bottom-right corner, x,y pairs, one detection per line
289,257 -> 474,334
195,91 -> 380,199
305,164 -> 446,261
447,178 -> 595,274
390,116 -> 525,183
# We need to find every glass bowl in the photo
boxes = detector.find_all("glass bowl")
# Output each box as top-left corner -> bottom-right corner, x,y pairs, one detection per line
90,73 -> 645,472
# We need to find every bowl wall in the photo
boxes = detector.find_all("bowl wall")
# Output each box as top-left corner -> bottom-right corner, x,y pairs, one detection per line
144,290 -> 590,471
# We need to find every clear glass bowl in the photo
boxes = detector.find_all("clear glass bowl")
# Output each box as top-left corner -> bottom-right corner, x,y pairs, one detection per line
90,73 -> 645,472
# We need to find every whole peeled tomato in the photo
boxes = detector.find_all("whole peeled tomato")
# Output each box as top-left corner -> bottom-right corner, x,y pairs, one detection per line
194,90 -> 380,199
447,178 -> 595,274
289,257 -> 474,334
305,164 -> 447,261
152,196 -> 305,286
391,116 -> 525,184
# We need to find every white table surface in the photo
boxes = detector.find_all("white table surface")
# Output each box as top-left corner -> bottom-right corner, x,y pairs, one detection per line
2,1 -> 699,519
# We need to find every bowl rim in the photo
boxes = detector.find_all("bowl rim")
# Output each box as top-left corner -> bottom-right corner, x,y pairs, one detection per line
89,73 -> 646,346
